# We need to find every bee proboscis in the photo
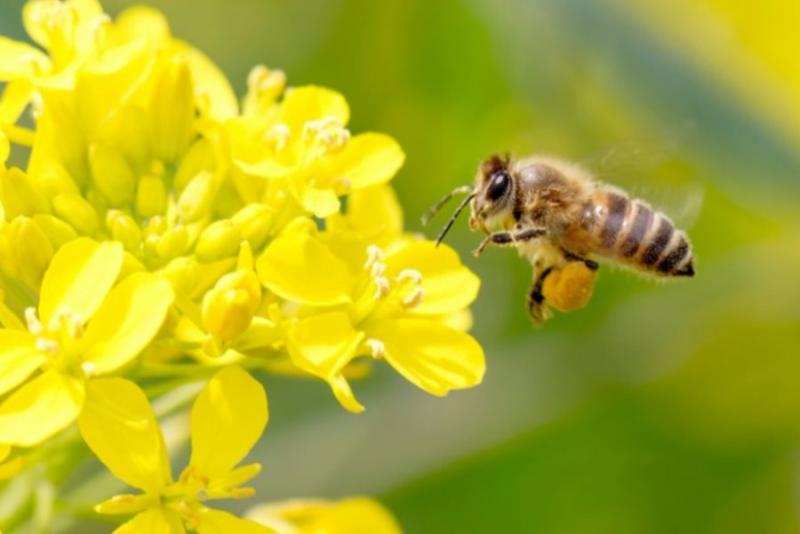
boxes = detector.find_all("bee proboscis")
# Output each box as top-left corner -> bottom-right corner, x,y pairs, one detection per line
422,154 -> 696,322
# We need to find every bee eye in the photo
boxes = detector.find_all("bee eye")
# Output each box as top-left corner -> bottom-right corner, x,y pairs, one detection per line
486,171 -> 510,201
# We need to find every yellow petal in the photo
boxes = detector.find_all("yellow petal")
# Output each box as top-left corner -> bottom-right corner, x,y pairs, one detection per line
248,497 -> 401,534
0,329 -> 45,396
0,80 -> 34,125
190,366 -> 268,480
81,272 -> 174,374
285,311 -> 364,380
196,508 -> 275,534
325,133 -> 405,190
345,185 -> 404,239
279,85 -> 349,133
95,493 -> 157,515
0,453 -> 24,480
0,37 -> 50,80
112,6 -> 171,45
256,220 -> 353,306
78,378 -> 172,493
178,43 -> 238,121
114,508 -> 186,534
38,238 -> 123,326
0,370 -> 85,447
301,186 -> 340,218
368,318 -> 485,396
385,240 -> 480,316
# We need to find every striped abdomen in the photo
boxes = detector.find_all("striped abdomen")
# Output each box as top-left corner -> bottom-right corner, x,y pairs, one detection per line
571,190 -> 695,276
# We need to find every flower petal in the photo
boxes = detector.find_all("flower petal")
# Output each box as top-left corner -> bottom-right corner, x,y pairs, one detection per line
248,497 -> 401,534
325,133 -> 405,190
385,240 -> 480,316
0,329 -> 45,396
38,238 -> 124,326
0,36 -> 50,80
179,43 -> 238,121
301,186 -> 340,218
190,366 -> 268,480
0,370 -> 85,447
345,185 -> 404,239
114,508 -> 185,534
81,272 -> 174,374
78,378 -> 172,493
256,219 -> 353,306
279,85 -> 349,133
285,311 -> 364,380
369,318 -> 485,396
196,508 -> 275,534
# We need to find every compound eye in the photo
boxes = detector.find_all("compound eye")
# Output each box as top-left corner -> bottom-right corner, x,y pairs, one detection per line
486,170 -> 510,201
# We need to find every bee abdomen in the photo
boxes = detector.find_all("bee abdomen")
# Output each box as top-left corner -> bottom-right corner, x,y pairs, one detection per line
615,199 -> 694,277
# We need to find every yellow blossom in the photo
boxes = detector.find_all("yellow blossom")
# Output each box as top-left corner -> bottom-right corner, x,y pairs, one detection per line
247,497 -> 402,534
257,188 -> 484,412
0,237 -> 173,446
78,365 -> 273,533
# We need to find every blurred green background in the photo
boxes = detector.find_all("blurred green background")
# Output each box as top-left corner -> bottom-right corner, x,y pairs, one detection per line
3,0 -> 800,532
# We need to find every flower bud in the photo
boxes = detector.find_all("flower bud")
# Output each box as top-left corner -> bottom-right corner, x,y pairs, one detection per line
7,216 -> 53,289
136,172 -> 167,218
150,59 -> 194,163
32,214 -> 76,248
156,225 -> 189,260
201,270 -> 261,341
177,171 -> 215,223
0,167 -> 50,218
105,210 -> 142,251
88,144 -> 136,207
174,138 -> 214,191
232,204 -> 272,249
52,192 -> 99,235
195,219 -> 241,262
161,256 -> 199,296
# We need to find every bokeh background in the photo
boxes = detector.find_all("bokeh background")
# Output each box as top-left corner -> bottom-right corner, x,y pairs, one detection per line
3,0 -> 800,532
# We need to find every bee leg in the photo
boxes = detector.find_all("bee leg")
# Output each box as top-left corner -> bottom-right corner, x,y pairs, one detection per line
473,228 -> 545,257
527,266 -> 554,323
560,248 -> 599,271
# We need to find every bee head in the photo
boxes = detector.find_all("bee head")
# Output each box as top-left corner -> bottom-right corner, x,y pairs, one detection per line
470,154 -> 515,231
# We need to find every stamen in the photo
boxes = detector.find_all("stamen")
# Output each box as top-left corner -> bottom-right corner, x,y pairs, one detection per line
396,269 -> 423,284
25,307 -> 42,335
372,277 -> 390,299
80,361 -> 97,378
366,338 -> 385,359
370,261 -> 386,278
35,338 -> 58,355
402,287 -> 425,308
363,245 -> 384,270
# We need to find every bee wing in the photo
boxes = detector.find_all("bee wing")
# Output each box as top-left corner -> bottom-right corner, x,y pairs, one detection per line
633,181 -> 705,230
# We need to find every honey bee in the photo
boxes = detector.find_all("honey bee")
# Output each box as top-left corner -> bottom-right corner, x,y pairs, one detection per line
422,154 -> 696,322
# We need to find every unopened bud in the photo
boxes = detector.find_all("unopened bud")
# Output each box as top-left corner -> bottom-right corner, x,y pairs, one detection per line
201,270 -> 261,341
231,204 -> 272,249
32,214 -> 77,248
88,144 -> 136,207
177,171 -> 215,222
156,225 -> 189,260
195,219 -> 241,262
1,167 -> 50,218
174,139 -> 214,191
8,217 -> 53,289
52,192 -> 99,235
150,59 -> 194,163
161,256 -> 199,296
105,211 -> 141,251
136,172 -> 166,218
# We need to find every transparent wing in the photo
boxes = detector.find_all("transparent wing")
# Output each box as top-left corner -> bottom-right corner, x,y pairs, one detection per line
580,125 -> 704,229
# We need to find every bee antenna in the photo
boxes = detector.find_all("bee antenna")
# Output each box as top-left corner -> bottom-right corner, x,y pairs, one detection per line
420,185 -> 474,226
434,191 -> 476,246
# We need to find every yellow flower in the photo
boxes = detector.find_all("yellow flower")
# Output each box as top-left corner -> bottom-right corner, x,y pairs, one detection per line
0,237 -> 173,446
78,365 -> 272,533
247,497 -> 402,534
229,78 -> 406,218
257,188 -> 484,412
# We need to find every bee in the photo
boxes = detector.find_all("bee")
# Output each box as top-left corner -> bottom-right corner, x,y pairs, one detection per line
422,154 -> 696,322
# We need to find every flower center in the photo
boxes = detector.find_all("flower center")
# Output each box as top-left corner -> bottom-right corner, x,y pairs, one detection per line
25,306 -> 93,377
352,245 -> 425,329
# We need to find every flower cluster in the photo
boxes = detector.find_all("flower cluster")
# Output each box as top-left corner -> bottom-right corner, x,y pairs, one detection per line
0,0 -> 484,531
